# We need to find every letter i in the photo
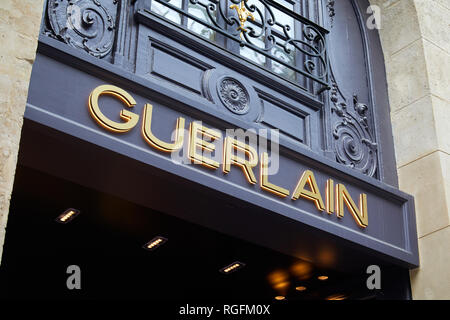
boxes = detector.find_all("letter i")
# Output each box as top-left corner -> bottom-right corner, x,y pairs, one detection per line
326,179 -> 334,214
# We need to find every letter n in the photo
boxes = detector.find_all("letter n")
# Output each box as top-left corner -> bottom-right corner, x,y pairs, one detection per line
336,184 -> 368,228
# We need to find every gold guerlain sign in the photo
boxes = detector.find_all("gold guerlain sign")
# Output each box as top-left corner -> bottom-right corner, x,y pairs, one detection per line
88,85 -> 368,228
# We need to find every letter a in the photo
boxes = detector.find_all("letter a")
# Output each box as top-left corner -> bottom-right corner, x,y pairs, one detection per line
366,265 -> 381,290
292,170 -> 325,211
66,265 -> 81,290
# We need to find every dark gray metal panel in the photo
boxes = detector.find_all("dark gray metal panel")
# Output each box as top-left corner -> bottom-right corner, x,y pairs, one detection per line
133,24 -> 321,148
322,0 -> 399,186
39,0 -> 398,184
136,37 -> 214,96
15,119 -> 403,276
24,50 -> 419,268
324,0 -> 379,179
260,98 -> 306,143
354,0 -> 400,187
35,35 -> 397,197
25,0 -> 418,273
133,7 -> 325,108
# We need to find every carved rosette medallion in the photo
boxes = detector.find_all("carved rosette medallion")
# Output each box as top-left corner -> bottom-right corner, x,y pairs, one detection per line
47,0 -> 116,58
217,77 -> 250,115
330,82 -> 378,177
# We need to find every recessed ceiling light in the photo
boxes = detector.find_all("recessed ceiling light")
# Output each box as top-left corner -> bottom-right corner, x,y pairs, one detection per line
56,208 -> 80,224
275,296 -> 286,301
143,236 -> 168,251
318,275 -> 328,281
295,286 -> 307,292
219,261 -> 245,274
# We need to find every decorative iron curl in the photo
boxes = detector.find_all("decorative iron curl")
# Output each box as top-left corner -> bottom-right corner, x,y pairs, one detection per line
47,0 -> 116,58
330,80 -> 378,178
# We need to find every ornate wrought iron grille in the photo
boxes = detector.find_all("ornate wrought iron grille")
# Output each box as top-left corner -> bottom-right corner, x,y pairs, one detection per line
147,0 -> 330,94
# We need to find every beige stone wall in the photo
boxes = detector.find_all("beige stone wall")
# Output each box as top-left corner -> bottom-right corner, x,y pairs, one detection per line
370,0 -> 450,299
0,0 -> 45,264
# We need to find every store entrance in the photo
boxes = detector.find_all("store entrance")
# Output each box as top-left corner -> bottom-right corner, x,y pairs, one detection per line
0,120 -> 410,300
0,165 -> 374,301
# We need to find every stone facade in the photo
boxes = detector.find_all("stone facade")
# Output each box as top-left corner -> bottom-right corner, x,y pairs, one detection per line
0,0 -> 45,264
0,0 -> 449,299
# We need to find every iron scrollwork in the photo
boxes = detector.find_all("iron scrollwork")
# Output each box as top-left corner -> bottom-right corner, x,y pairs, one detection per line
149,0 -> 330,92
46,0 -> 117,58
330,79 -> 378,177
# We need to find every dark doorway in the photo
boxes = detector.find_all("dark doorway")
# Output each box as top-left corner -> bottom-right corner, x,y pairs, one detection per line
0,164 -> 377,301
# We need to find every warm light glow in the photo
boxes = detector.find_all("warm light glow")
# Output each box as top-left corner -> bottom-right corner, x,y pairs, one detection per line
317,249 -> 336,266
273,281 -> 289,290
220,262 -> 245,274
224,264 -> 239,272
317,275 -> 329,281
275,296 -> 286,301
290,262 -> 313,280
268,270 -> 289,284
295,286 -> 307,292
267,269 -> 290,295
143,236 -> 168,251
56,209 -> 80,224
147,239 -> 162,248
60,211 -> 76,222
326,293 -> 347,300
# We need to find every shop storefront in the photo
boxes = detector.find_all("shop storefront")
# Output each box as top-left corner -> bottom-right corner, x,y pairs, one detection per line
0,0 -> 420,300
